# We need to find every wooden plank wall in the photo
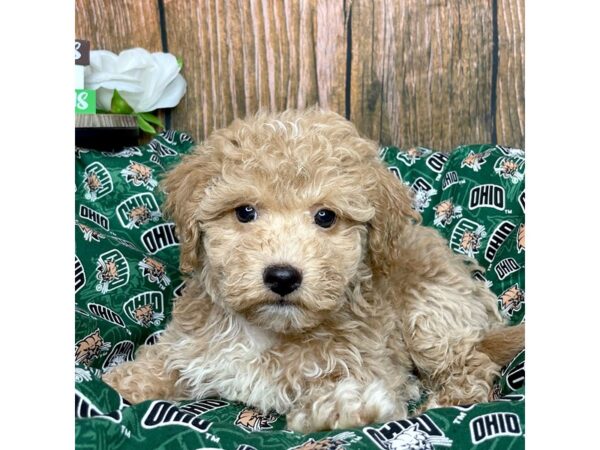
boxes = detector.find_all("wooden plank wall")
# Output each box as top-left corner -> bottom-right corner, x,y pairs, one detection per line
75,0 -> 524,150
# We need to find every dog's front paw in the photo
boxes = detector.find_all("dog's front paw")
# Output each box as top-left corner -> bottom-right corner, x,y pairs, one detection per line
286,407 -> 370,433
102,362 -> 162,404
286,379 -> 405,432
102,364 -> 139,404
414,381 -> 493,415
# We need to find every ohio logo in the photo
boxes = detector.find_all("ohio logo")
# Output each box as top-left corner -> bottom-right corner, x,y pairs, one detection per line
461,150 -> 491,172
498,285 -> 524,317
110,236 -> 140,252
173,281 -> 186,299
102,147 -> 144,158
179,132 -> 193,144
433,200 -> 462,227
96,249 -> 130,294
161,130 -> 179,144
364,415 -> 453,449
425,152 -> 449,173
518,191 -> 525,212
145,330 -> 164,346
387,167 -> 402,181
75,389 -> 121,423
141,401 -> 212,433
494,157 -> 524,184
484,221 -> 516,262
469,184 -> 505,210
442,171 -> 459,190
121,161 -> 158,190
517,223 -> 525,253
78,223 -> 103,242
149,153 -> 165,169
410,178 -> 438,212
234,407 -> 278,432
497,146 -> 525,158
148,140 -> 178,157
469,412 -> 522,444
450,219 -> 487,258
139,257 -> 171,289
102,146 -> 143,158
102,340 -> 135,372
180,399 -> 229,416
75,329 -> 111,366
506,360 -> 525,391
289,431 -> 356,450
494,258 -> 521,280
82,162 -> 113,201
396,147 -> 432,166
75,256 -> 85,293
116,193 -> 162,230
102,147 -> 142,158
161,129 -> 192,145
87,303 -> 126,328
141,223 -> 179,254
79,205 -> 110,230
123,291 -> 165,327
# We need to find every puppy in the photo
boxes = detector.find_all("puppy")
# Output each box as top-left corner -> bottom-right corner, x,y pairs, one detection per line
103,108 -> 524,432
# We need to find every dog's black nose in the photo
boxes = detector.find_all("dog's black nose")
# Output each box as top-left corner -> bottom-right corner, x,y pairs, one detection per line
263,265 -> 302,296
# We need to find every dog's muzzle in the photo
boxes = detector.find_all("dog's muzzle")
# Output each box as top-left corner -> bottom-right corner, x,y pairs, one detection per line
263,264 -> 302,297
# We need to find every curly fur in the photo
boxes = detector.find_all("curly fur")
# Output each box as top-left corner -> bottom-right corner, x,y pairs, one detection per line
103,108 -> 523,432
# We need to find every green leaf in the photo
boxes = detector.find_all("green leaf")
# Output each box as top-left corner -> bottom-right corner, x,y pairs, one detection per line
137,115 -> 156,134
138,112 -> 164,129
176,56 -> 183,70
111,90 -> 134,114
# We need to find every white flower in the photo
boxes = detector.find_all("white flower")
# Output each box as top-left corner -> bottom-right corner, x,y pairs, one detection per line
84,48 -> 186,113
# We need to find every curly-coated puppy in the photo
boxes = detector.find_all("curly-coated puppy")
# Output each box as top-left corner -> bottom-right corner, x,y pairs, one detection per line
103,109 -> 524,432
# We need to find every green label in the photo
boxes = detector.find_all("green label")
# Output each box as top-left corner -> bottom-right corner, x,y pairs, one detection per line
75,89 -> 96,115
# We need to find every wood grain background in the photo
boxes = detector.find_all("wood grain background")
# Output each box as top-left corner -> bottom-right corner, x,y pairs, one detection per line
76,0 -> 524,150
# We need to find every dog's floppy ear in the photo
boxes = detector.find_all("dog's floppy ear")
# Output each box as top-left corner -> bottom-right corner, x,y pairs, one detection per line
366,156 -> 420,276
161,121 -> 244,273
161,150 -> 211,273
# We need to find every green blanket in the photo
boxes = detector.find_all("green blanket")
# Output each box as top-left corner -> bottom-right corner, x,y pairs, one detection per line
75,133 -> 525,449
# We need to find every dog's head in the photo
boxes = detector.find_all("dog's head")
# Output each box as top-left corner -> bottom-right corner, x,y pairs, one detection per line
163,109 -> 418,333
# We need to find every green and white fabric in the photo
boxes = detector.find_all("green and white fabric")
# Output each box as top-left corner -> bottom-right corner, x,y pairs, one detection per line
75,135 -> 525,450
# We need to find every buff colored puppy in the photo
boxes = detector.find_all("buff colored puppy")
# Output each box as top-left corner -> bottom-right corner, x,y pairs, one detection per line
103,108 -> 524,432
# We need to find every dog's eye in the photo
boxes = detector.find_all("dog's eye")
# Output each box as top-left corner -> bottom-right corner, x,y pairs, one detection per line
235,205 -> 258,223
314,209 -> 336,228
